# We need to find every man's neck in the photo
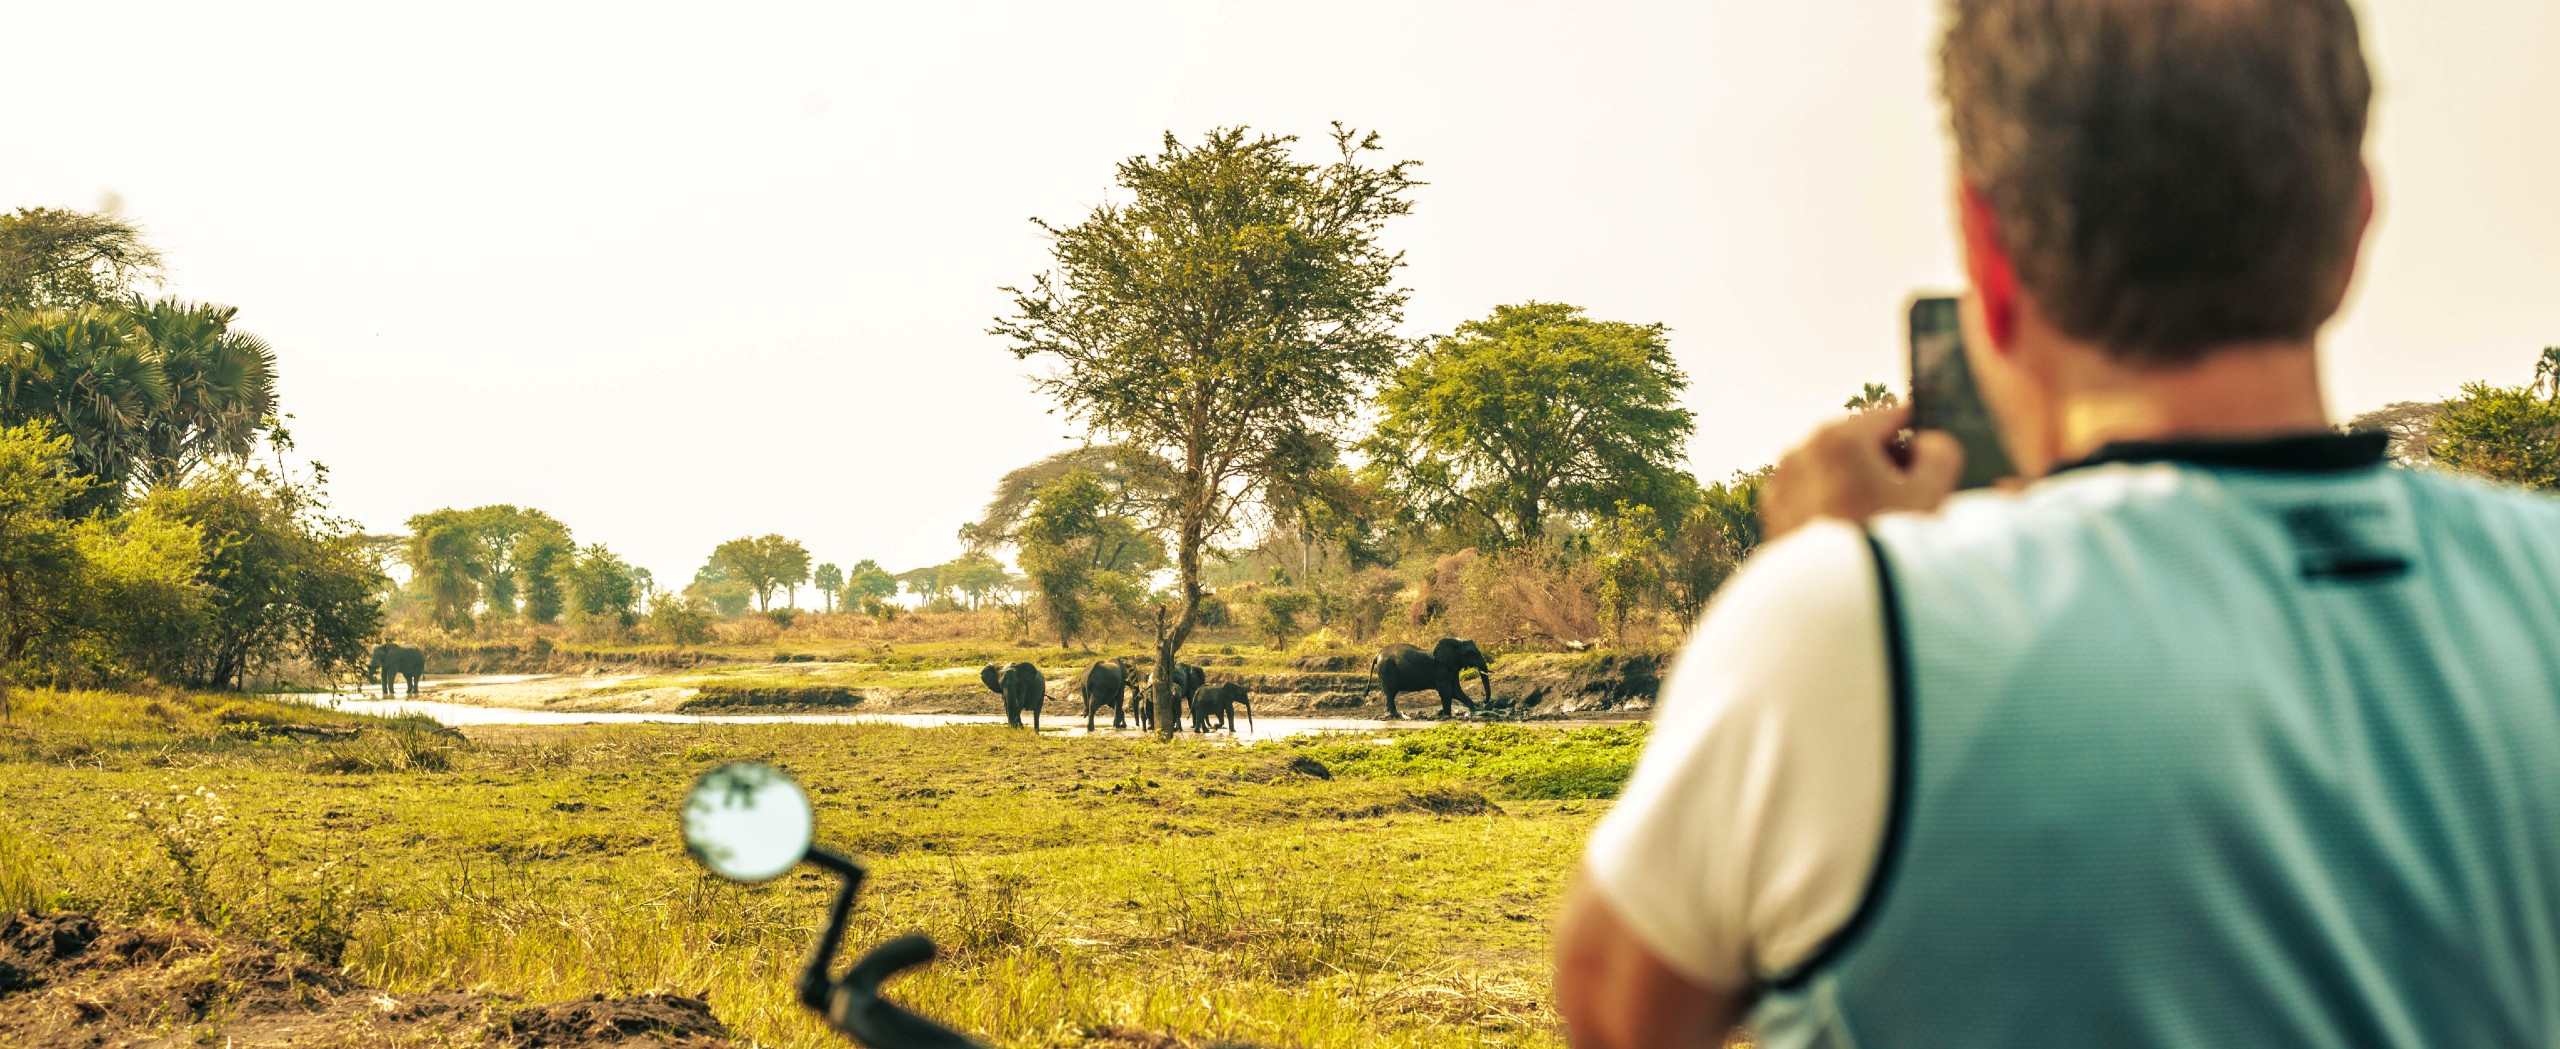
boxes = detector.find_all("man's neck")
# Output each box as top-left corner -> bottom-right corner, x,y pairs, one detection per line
2049,341 -> 2332,468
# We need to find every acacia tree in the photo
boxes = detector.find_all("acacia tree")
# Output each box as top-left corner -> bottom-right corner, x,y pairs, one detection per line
0,207 -> 162,315
841,559 -> 897,614
1367,302 -> 1696,547
994,125 -> 1418,737
961,444 -> 1177,566
709,534 -> 810,611
2347,401 -> 2445,466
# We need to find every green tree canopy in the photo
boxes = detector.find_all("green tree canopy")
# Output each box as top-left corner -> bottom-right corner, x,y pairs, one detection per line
562,544 -> 640,628
121,298 -> 278,492
1016,471 -> 1112,646
0,423 -> 92,666
960,444 -> 1177,556
2346,401 -> 2445,466
940,552 -> 1014,611
401,505 -> 567,628
144,467 -> 385,689
1367,302 -> 1697,546
1664,468 -> 1767,625
0,207 -> 162,314
686,559 -> 753,618
841,559 -> 897,612
993,124 -> 1419,735
1845,382 -> 1901,412
708,534 -> 811,612
0,213 -> 277,512
0,305 -> 165,509
2432,351 -> 2560,490
812,563 -> 844,613
515,529 -> 574,625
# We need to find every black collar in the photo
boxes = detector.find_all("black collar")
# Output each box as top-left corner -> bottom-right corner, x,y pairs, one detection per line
2049,430 -> 2390,476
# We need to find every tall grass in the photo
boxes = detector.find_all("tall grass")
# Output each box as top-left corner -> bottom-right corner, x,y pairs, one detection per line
3,695 -> 1600,1048
1289,723 -> 1651,800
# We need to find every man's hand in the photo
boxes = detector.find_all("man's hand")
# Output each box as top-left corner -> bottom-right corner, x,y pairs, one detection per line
1760,405 -> 1964,543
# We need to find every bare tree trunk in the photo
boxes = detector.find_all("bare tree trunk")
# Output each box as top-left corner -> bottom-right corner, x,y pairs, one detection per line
1153,509 -> 1207,739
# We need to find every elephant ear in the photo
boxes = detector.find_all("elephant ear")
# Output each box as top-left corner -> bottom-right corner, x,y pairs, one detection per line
981,665 -> 1003,693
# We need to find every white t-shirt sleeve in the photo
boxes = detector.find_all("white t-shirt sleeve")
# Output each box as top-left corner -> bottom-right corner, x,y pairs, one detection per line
1579,518 -> 1893,991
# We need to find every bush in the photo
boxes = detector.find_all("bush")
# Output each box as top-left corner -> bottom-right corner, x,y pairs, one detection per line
1255,588 -> 1313,647
647,591 -> 714,646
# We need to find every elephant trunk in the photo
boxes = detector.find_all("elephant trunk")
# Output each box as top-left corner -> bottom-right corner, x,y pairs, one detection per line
1477,666 -> 1493,710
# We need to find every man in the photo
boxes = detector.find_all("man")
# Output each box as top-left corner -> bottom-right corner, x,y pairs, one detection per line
1555,1 -> 2560,1046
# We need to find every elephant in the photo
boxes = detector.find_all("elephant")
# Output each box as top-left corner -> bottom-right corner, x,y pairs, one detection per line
1080,659 -> 1134,731
368,642 -> 425,697
980,662 -> 1045,730
1190,681 -> 1253,734
1373,638 -> 1492,719
1135,661 -> 1206,732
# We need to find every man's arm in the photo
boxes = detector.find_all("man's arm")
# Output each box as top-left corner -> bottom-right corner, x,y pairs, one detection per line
1555,876 -> 1750,1049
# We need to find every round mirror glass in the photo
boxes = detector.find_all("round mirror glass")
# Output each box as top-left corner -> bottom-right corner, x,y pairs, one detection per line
682,761 -> 812,883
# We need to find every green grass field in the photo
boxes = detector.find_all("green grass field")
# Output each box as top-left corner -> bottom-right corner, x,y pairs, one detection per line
0,689 -> 1641,1048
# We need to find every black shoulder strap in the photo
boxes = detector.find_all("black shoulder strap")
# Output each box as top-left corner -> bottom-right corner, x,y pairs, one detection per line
1764,529 -> 1915,991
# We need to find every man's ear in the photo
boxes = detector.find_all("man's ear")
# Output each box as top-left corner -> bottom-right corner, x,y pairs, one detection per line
1957,183 -> 2019,353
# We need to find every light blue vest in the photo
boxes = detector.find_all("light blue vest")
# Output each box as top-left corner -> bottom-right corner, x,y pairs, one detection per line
1753,434 -> 2560,1048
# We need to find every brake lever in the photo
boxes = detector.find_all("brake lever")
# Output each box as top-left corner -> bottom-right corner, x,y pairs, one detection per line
800,848 -> 986,1049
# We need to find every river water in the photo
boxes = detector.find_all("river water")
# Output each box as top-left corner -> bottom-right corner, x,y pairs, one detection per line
312,676 -> 1405,741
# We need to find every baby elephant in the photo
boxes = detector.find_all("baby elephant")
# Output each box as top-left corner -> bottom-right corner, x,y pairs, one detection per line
1190,682 -> 1253,734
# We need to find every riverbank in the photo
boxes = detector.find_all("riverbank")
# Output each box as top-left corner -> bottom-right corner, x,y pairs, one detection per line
1,687 -> 1641,1048
367,641 -> 1669,723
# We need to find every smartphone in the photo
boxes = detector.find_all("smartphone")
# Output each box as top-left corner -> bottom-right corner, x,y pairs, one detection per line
1908,295 -> 2017,489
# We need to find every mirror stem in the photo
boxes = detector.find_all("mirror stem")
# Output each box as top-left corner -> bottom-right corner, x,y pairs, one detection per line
799,846 -> 866,1013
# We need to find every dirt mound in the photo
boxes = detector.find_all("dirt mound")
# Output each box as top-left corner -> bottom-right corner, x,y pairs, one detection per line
506,993 -> 733,1047
0,912 -> 742,1048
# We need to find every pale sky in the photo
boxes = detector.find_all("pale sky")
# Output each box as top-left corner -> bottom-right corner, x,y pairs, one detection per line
6,1 -> 2554,585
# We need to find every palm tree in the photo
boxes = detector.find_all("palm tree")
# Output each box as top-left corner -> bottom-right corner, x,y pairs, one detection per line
123,298 -> 276,492
0,305 -> 168,510
1845,381 -> 1901,412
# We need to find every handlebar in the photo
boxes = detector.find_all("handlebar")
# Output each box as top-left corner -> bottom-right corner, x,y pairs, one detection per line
799,848 -> 986,1049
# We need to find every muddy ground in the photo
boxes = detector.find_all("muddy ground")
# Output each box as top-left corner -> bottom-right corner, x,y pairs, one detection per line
0,912 -> 739,1049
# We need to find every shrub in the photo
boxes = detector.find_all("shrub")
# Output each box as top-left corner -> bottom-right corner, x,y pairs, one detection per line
1256,588 -> 1313,647
647,591 -> 714,647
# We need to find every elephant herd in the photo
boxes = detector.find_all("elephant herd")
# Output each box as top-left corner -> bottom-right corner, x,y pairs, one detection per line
978,635 -> 1496,734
